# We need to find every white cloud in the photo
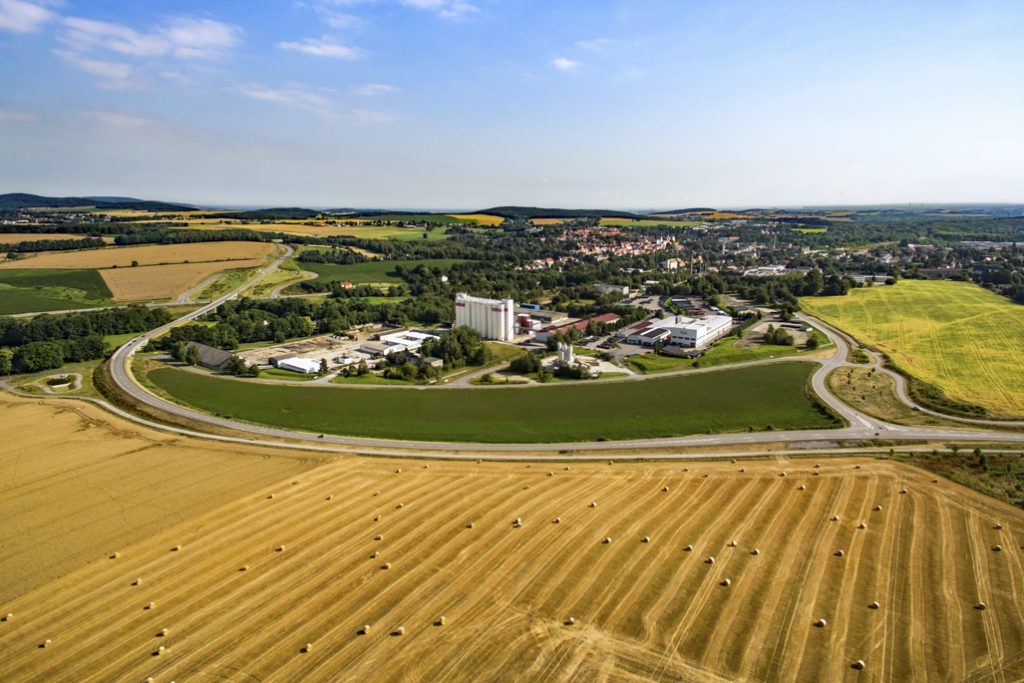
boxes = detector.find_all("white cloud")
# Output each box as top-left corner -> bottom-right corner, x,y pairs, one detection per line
61,17 -> 168,57
551,57 -> 581,72
55,50 -> 141,89
0,0 -> 55,33
159,17 -> 240,59
0,107 -> 34,122
351,83 -> 397,96
59,15 -> 240,60
239,83 -> 336,116
400,0 -> 478,21
278,36 -> 362,59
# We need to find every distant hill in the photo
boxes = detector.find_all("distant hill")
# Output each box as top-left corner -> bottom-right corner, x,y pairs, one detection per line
648,208 -> 718,215
0,193 -> 195,212
197,207 -> 321,221
479,206 -> 640,220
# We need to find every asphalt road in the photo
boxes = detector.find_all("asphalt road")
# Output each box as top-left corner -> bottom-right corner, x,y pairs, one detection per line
97,259 -> 1024,456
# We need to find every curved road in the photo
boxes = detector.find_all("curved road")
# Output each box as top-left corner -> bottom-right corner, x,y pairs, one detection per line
96,259 -> 1024,456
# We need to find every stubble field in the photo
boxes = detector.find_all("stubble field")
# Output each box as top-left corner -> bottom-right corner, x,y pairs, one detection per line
0,393 -> 319,601
2,445 -> 1022,682
801,280 -> 1024,417
0,241 -> 275,269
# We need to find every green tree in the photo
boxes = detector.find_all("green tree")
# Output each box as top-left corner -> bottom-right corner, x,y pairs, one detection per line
0,347 -> 12,375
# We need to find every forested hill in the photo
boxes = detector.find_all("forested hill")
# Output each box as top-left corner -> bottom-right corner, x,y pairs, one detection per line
0,193 -> 195,212
478,206 -> 641,220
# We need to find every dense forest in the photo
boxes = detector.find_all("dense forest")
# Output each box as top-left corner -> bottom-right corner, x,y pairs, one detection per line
0,305 -> 171,374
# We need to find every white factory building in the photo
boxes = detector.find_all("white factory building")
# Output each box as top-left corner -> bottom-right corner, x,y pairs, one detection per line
276,357 -> 321,374
454,293 -> 515,341
625,314 -> 734,349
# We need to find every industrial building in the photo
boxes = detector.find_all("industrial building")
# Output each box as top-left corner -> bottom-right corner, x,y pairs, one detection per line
624,314 -> 734,349
667,315 -> 733,348
455,293 -> 515,341
184,342 -> 233,371
276,357 -> 321,374
594,283 -> 630,297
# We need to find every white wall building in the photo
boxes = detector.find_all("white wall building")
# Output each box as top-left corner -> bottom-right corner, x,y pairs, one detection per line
667,314 -> 733,349
455,293 -> 515,341
277,357 -> 321,374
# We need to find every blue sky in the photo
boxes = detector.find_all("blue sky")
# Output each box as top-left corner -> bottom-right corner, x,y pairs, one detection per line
0,0 -> 1022,209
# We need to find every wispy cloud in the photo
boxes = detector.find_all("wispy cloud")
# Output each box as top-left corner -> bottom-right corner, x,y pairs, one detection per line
400,0 -> 478,21
0,0 -> 55,33
0,106 -> 34,122
160,17 -> 241,59
551,57 -> 582,72
351,83 -> 397,96
575,38 -> 612,52
354,108 -> 397,124
278,36 -> 362,59
85,110 -> 157,128
55,50 -> 142,89
239,83 -> 336,117
59,15 -> 240,60
61,17 -> 168,57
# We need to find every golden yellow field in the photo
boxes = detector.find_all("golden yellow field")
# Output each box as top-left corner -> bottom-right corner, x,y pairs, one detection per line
0,241 -> 275,270
100,261 -> 266,301
448,213 -> 504,226
1,406 -> 1021,683
0,393 -> 318,601
802,280 -> 1024,416
531,217 -> 568,226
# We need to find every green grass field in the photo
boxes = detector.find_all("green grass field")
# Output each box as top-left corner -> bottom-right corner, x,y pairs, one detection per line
148,362 -> 835,443
0,268 -> 112,314
300,258 -> 469,285
801,280 -> 1024,417
628,336 -> 826,373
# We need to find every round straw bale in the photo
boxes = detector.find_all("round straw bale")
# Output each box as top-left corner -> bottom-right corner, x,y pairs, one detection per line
565,616 -> 575,626
868,601 -> 880,609
814,618 -> 827,627
302,643 -> 313,653
852,659 -> 865,670
835,549 -> 845,557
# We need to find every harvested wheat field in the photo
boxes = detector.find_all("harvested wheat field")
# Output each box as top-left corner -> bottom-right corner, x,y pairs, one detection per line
2,450 -> 1022,682
0,241 -> 275,270
0,393 -> 321,601
100,261 -> 266,301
